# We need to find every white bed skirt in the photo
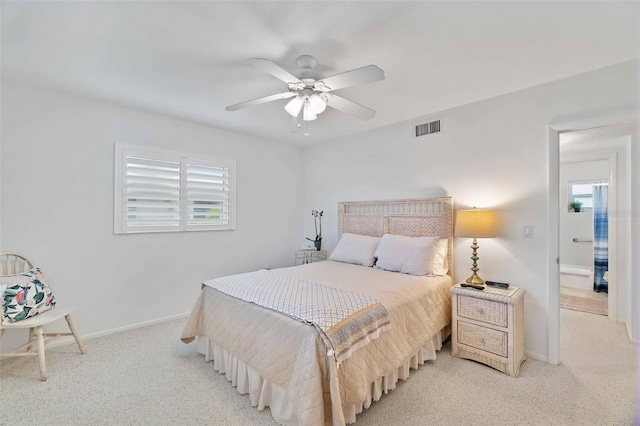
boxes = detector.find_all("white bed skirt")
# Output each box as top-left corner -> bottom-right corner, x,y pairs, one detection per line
197,327 -> 448,425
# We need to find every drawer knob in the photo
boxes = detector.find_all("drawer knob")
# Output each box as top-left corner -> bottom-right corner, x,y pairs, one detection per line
479,308 -> 484,314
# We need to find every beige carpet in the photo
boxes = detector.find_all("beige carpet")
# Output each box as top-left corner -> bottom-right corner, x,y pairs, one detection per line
560,287 -> 608,316
1,309 -> 637,425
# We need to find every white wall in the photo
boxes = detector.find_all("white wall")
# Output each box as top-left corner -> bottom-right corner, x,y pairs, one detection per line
302,59 -> 639,361
558,160 -> 608,268
1,82 -> 304,351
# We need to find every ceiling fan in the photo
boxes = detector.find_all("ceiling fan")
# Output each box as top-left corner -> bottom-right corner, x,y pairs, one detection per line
225,55 -> 385,130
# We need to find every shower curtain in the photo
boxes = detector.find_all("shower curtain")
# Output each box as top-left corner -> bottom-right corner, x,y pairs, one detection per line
593,185 -> 608,292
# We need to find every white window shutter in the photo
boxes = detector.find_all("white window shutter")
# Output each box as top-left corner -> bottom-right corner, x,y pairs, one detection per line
115,143 -> 235,234
124,153 -> 181,232
185,161 -> 233,230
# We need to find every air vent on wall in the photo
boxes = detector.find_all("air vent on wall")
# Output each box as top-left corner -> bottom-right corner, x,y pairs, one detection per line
412,115 -> 442,139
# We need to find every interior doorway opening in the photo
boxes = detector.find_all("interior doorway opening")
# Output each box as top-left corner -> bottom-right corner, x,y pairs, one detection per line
552,122 -> 635,365
558,157 -> 610,317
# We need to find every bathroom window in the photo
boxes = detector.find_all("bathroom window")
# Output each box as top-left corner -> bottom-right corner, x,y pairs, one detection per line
569,183 -> 593,211
568,180 -> 607,212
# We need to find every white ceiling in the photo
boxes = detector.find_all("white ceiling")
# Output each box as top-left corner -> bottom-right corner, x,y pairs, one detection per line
2,1 -> 639,145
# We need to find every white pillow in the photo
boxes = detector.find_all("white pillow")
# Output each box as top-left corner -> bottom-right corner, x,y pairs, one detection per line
374,234 -> 438,276
329,233 -> 381,267
431,239 -> 449,276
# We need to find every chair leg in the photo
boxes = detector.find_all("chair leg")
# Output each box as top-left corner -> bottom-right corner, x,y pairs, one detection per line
35,326 -> 47,381
27,327 -> 36,351
65,314 -> 86,354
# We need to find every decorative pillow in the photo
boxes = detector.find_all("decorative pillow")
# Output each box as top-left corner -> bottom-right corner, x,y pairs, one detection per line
431,239 -> 449,276
374,234 -> 439,276
329,233 -> 381,267
1,267 -> 57,324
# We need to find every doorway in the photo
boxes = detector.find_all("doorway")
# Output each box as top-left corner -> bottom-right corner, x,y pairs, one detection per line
557,123 -> 635,326
549,122 -> 635,365
547,117 -> 637,365
558,153 -> 610,317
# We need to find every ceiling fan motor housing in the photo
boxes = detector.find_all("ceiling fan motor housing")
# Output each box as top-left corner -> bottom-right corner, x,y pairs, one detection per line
293,55 -> 324,81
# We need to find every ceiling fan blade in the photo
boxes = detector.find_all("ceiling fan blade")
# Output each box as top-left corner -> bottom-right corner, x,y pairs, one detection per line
316,65 -> 384,91
225,92 -> 295,111
327,95 -> 376,121
248,58 -> 302,85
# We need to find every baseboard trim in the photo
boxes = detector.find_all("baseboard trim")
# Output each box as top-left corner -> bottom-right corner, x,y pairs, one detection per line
27,312 -> 190,350
525,350 -> 548,363
85,312 -> 190,340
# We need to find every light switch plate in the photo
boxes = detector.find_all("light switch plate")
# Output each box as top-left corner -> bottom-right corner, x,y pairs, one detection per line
523,225 -> 533,238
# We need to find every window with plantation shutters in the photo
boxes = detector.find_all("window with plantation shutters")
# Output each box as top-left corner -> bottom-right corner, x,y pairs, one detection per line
114,144 -> 235,234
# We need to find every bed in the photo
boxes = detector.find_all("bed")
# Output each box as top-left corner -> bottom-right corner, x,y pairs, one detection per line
181,197 -> 454,426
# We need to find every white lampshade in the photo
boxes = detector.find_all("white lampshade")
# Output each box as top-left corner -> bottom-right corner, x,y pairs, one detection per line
308,94 -> 327,114
284,96 -> 304,117
302,101 -> 317,121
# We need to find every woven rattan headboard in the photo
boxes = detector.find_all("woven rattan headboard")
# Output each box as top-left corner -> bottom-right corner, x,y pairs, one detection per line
338,197 -> 453,277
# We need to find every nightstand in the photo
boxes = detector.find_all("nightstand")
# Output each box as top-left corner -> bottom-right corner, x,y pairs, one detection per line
295,249 -> 327,266
450,283 -> 526,377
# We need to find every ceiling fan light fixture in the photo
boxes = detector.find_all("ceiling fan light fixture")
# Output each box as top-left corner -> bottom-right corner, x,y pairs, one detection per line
309,94 -> 327,114
226,55 -> 385,131
284,95 -> 304,117
302,101 -> 317,121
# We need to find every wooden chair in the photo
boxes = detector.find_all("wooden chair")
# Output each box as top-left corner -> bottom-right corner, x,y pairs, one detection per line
0,253 -> 86,381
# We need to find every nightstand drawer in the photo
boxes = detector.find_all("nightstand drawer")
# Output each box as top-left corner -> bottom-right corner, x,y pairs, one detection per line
458,295 -> 507,327
458,321 -> 508,357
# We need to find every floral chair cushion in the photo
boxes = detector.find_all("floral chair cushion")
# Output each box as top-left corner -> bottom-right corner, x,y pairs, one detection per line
1,267 -> 57,324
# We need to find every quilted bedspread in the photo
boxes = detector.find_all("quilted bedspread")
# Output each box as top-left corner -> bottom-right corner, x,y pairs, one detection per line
202,269 -> 391,365
181,261 -> 452,426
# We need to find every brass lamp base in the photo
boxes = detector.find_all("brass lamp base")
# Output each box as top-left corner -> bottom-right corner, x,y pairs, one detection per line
465,273 -> 485,285
465,237 -> 486,285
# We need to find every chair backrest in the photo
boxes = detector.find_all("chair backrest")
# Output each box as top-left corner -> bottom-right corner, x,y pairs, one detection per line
0,253 -> 34,276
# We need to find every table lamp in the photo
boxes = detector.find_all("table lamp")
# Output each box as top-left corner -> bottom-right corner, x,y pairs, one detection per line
455,207 -> 496,285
